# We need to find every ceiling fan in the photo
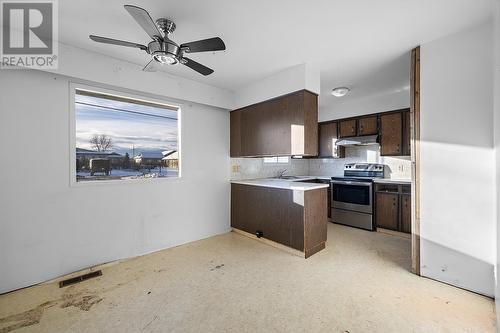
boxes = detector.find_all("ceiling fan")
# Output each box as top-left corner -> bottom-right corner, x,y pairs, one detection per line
89,5 -> 225,75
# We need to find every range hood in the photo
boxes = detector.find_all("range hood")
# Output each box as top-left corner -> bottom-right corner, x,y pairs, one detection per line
335,135 -> 379,147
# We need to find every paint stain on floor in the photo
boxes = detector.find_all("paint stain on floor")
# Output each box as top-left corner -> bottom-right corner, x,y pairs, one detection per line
0,301 -> 56,333
0,287 -> 103,332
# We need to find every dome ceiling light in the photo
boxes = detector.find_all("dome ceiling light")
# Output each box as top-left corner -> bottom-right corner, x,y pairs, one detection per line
331,87 -> 350,97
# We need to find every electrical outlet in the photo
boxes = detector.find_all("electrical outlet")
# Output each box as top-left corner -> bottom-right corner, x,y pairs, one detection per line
232,165 -> 240,173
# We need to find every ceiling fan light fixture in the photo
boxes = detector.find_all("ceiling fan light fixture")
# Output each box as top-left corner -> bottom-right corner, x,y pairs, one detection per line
153,52 -> 177,65
331,87 -> 350,97
89,5 -> 225,75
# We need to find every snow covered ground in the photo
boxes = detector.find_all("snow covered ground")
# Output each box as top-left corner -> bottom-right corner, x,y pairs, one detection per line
76,167 -> 178,181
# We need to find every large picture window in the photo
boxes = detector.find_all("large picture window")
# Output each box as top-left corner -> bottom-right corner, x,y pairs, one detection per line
73,89 -> 180,182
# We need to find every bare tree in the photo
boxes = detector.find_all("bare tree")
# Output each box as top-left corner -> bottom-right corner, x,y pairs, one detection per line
90,134 -> 113,151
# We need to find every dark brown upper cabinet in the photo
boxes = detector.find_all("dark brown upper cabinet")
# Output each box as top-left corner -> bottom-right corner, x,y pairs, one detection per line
230,90 -> 318,157
357,116 -> 378,135
318,122 -> 345,158
339,119 -> 357,138
339,115 -> 378,138
318,108 -> 410,158
230,111 -> 241,157
402,110 -> 411,156
380,112 -> 403,156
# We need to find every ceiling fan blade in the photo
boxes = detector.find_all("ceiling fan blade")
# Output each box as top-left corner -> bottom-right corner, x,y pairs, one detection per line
180,37 -> 225,53
142,59 -> 158,72
89,35 -> 147,50
181,57 -> 214,76
124,5 -> 163,40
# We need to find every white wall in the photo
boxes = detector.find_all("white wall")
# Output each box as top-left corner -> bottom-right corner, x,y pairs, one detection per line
319,89 -> 410,122
41,43 -> 234,110
420,22 -> 495,297
234,63 -> 320,109
494,0 -> 500,319
0,69 -> 231,293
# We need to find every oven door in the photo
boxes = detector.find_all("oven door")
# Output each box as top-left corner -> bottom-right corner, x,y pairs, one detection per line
331,180 -> 372,214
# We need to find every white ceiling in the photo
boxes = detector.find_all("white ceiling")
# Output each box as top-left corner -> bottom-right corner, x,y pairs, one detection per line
59,0 -> 493,109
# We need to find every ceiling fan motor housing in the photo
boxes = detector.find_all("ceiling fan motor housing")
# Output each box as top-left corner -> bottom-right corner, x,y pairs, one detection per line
148,39 -> 179,64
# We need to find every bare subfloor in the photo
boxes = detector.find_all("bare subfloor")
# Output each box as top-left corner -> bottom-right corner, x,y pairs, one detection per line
0,224 -> 495,333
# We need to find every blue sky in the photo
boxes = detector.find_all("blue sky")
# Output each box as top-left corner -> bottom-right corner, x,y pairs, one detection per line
75,93 -> 178,156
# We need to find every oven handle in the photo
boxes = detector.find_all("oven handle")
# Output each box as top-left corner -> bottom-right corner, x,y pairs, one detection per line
331,180 -> 372,186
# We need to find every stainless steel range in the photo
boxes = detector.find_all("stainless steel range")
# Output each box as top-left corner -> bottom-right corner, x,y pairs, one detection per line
330,163 -> 385,231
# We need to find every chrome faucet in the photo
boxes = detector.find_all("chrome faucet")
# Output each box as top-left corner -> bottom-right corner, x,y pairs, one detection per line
276,169 -> 288,178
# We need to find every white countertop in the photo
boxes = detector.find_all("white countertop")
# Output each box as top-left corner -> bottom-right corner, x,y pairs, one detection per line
231,178 -> 329,191
373,179 -> 411,185
231,176 -> 411,189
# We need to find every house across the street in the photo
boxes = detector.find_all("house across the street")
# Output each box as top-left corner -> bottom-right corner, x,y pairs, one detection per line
76,148 -> 123,169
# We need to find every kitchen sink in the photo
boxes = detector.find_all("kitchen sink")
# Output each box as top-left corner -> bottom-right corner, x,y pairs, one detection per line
273,176 -> 310,180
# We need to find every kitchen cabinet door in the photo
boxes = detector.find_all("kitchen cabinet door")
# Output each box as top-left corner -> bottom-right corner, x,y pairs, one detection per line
231,184 -> 263,234
380,113 -> 403,156
256,187 -> 289,247
326,184 -> 332,219
400,193 -> 411,233
234,90 -> 318,157
319,122 -> 344,158
240,103 -> 265,156
262,96 -> 290,156
402,110 -> 411,156
375,192 -> 399,231
358,116 -> 378,136
303,90 -> 319,156
230,111 -> 241,157
339,119 -> 357,138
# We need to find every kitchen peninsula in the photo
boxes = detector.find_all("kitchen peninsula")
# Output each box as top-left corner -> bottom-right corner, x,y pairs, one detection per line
231,178 -> 328,258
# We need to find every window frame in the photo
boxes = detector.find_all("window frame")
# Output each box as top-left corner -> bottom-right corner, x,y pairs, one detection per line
263,156 -> 290,164
69,82 -> 182,187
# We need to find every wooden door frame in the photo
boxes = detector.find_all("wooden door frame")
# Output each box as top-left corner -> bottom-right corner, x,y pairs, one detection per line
410,46 -> 421,275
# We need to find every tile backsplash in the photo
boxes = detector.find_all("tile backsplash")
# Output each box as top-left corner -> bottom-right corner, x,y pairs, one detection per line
230,145 -> 411,180
308,145 -> 411,179
230,157 -> 309,180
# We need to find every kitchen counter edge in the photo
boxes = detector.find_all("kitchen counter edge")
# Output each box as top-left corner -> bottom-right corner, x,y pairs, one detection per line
230,179 -> 329,191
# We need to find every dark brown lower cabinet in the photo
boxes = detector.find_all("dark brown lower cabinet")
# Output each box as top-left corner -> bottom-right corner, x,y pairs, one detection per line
301,178 -> 332,218
400,193 -> 411,233
231,183 -> 327,258
375,192 -> 399,231
374,184 -> 411,233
